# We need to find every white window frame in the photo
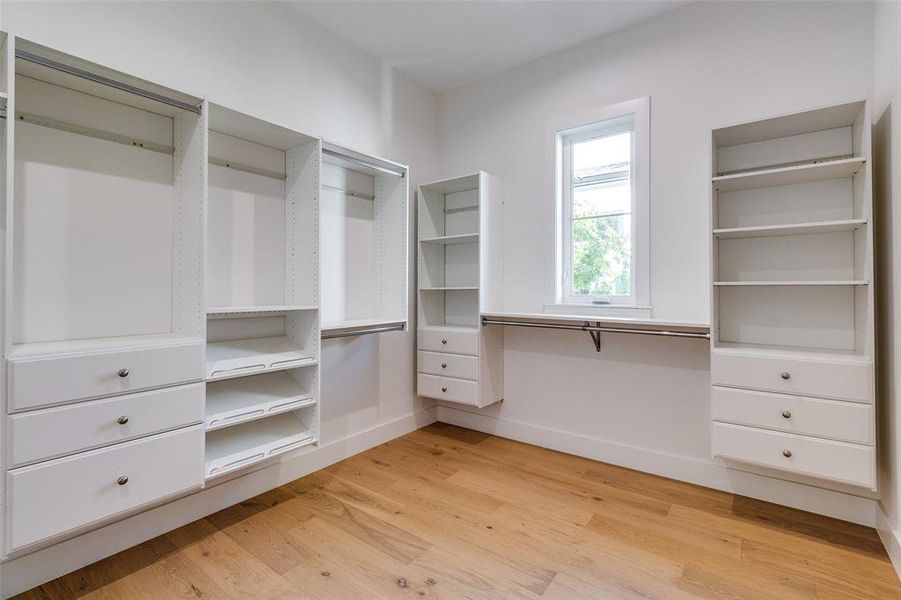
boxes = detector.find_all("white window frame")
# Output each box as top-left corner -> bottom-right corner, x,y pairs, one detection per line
553,97 -> 650,313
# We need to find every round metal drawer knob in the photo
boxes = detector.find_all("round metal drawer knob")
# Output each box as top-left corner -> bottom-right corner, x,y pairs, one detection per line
118,368 -> 130,378
441,339 -> 448,345
782,450 -> 792,458
117,476 -> 129,486
441,386 -> 448,392
117,415 -> 129,425
780,371 -> 790,380
781,410 -> 792,419
441,363 -> 447,368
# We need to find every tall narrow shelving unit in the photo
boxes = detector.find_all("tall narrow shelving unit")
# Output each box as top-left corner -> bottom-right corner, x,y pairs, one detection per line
709,101 -> 876,489
417,172 -> 503,407
319,142 -> 408,338
203,103 -> 320,480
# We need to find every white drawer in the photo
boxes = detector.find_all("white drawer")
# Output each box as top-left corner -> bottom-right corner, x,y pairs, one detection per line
8,339 -> 205,412
712,422 -> 875,488
418,351 -> 479,380
418,327 -> 478,355
7,383 -> 205,467
5,425 -> 204,552
711,350 -> 870,403
712,386 -> 873,445
418,373 -> 479,406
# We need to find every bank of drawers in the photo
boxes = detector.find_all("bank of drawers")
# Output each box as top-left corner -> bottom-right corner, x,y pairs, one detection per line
711,349 -> 875,488
4,339 -> 205,553
417,327 -> 480,406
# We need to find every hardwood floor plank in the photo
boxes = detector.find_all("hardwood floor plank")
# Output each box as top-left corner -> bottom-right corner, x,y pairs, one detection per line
13,424 -> 901,600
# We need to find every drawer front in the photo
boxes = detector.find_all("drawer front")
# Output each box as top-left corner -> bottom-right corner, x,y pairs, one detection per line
418,328 -> 478,355
5,425 -> 204,552
711,351 -> 870,403
418,373 -> 479,406
8,383 -> 205,467
418,351 -> 479,381
712,422 -> 875,488
712,386 -> 873,445
8,341 -> 205,412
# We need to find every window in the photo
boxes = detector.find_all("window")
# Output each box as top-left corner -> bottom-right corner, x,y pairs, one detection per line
556,98 -> 649,310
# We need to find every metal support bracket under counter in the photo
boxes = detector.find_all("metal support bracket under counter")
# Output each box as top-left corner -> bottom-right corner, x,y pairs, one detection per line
480,312 -> 710,352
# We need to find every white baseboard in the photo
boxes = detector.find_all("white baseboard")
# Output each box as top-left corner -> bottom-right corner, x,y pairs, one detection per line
877,505 -> 901,580
0,406 -> 438,599
437,405 -> 879,527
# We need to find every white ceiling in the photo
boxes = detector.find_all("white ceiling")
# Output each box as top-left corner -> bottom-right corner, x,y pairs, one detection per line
287,1 -> 691,92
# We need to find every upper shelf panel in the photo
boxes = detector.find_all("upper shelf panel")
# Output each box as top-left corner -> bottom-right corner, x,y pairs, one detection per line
712,157 -> 865,192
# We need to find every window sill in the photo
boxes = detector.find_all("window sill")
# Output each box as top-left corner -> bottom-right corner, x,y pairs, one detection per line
544,304 -> 652,319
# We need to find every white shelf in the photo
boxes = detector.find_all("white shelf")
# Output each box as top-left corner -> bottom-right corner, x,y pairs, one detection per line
206,305 -> 317,315
712,157 -> 866,192
480,311 -> 710,333
418,324 -> 480,333
8,333 -> 204,360
206,336 -> 316,381
714,280 -> 868,286
420,286 -> 479,291
714,342 -> 871,365
204,412 -> 315,479
713,219 -> 867,239
419,233 -> 479,245
205,371 -> 314,431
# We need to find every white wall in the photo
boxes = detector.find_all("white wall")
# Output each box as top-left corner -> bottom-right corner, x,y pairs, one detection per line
873,0 -> 901,573
0,2 -> 438,595
438,0 -> 879,522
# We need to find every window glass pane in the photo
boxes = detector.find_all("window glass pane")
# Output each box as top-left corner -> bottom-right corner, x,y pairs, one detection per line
573,178 -> 631,219
571,214 -> 631,297
572,131 -> 630,181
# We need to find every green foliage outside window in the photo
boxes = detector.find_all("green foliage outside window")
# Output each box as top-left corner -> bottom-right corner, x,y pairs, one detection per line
571,214 -> 630,297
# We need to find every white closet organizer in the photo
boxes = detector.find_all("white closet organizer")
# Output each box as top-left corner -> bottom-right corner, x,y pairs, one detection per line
709,101 -> 876,489
417,172 -> 503,407
203,103 -> 320,481
2,37 -> 206,555
320,143 -> 407,338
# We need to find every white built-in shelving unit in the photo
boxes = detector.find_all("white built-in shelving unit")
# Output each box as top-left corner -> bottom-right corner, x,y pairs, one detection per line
319,142 -> 407,338
709,101 -> 876,489
203,103 -> 320,480
1,37 -> 208,555
417,172 -> 503,407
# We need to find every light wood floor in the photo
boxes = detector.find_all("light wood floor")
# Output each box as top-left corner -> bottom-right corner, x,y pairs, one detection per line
14,423 -> 901,599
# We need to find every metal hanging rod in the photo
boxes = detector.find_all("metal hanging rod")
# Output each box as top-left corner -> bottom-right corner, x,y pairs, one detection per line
16,49 -> 202,115
322,183 -> 376,201
209,157 -> 286,181
322,322 -> 406,340
322,147 -> 405,178
480,317 -> 710,352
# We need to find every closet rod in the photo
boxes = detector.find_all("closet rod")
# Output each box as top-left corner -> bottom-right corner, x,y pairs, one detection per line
480,317 -> 710,352
322,323 -> 405,340
322,147 -> 405,178
322,183 -> 375,201
16,50 -> 202,115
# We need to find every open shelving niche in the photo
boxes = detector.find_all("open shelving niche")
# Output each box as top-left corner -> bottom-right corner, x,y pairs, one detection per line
711,100 -> 873,360
319,142 -> 407,338
6,38 -> 206,360
203,103 -> 321,480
